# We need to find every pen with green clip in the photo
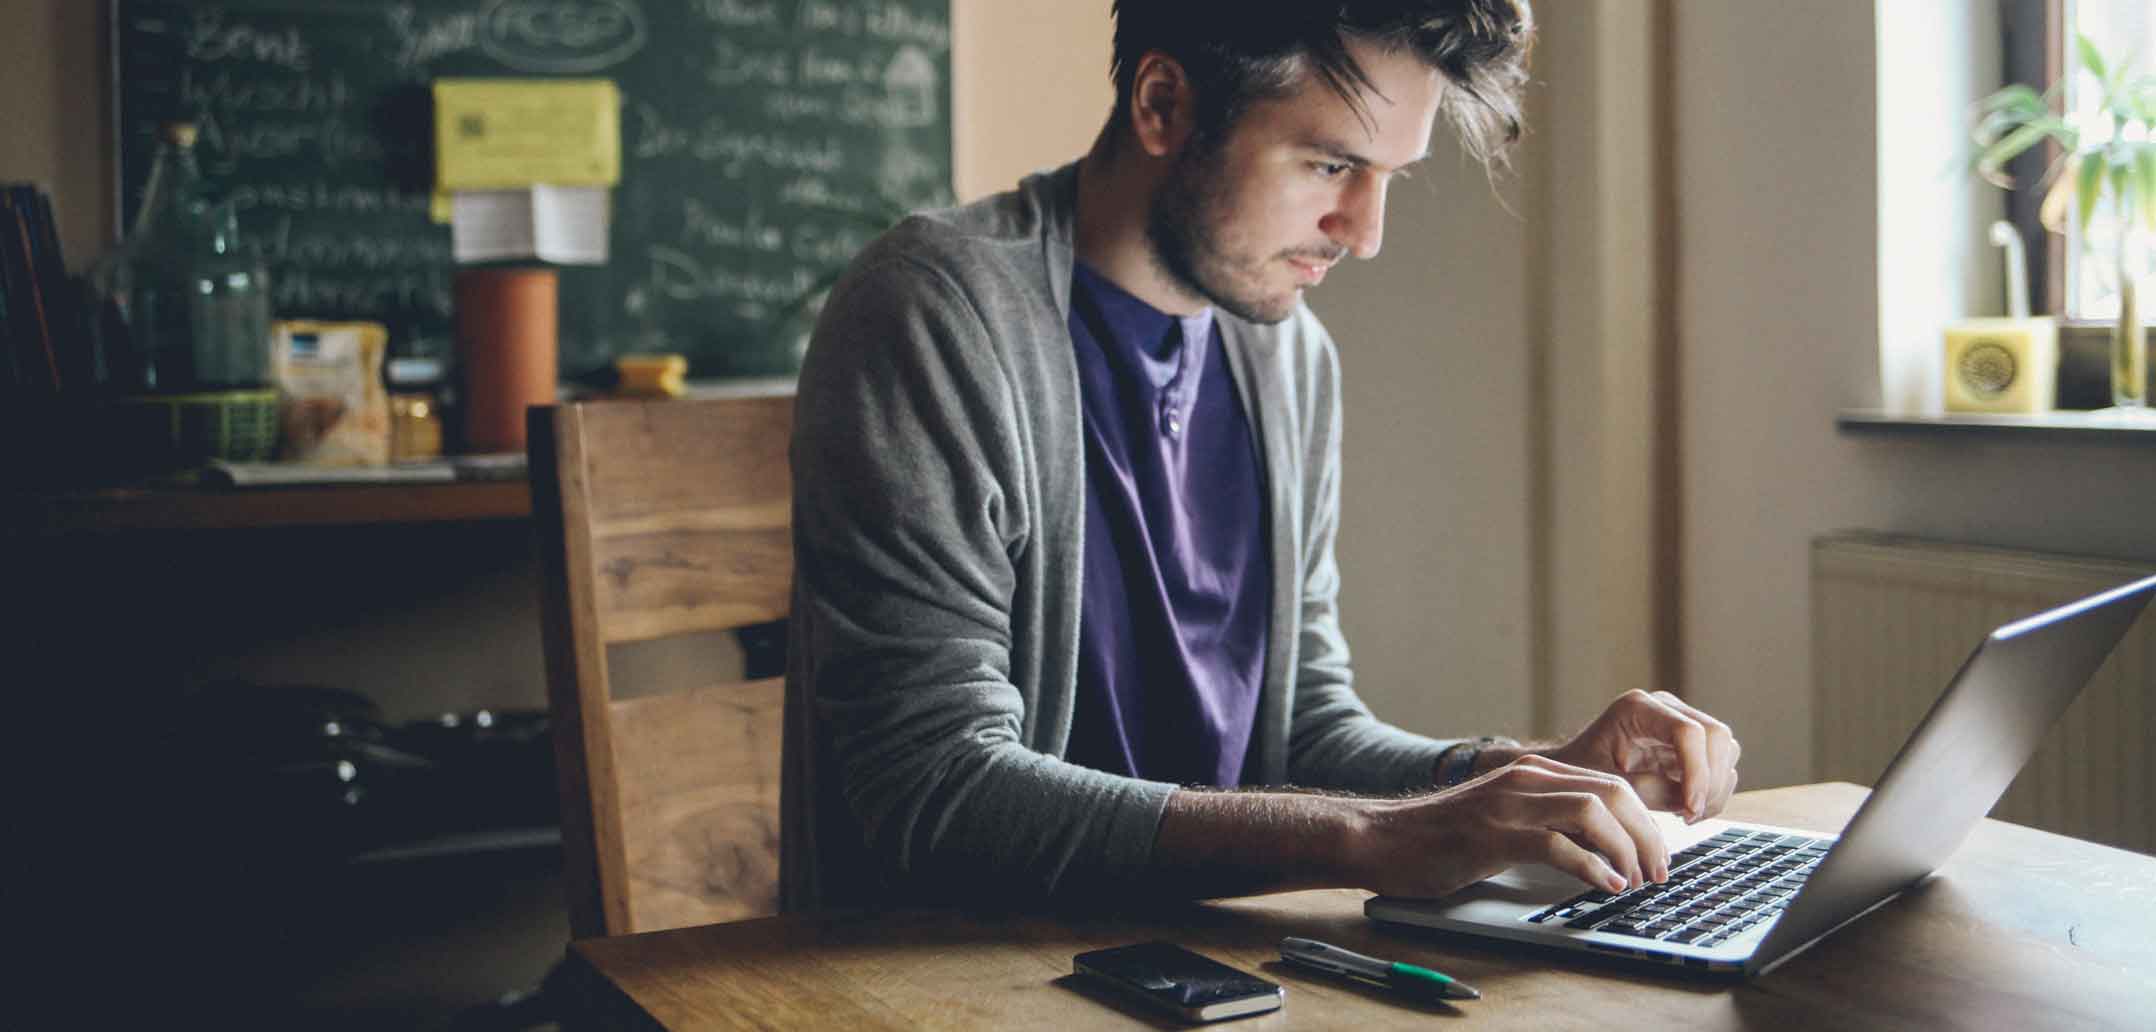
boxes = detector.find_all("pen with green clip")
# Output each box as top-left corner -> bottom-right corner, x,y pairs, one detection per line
1277,936 -> 1482,1001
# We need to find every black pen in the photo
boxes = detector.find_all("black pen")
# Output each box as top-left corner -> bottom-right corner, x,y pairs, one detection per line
1278,936 -> 1482,1001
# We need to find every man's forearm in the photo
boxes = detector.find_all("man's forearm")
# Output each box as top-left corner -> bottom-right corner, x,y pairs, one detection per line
1148,787 -> 1373,898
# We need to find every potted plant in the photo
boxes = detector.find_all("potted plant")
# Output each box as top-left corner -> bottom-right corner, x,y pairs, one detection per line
1973,33 -> 2155,410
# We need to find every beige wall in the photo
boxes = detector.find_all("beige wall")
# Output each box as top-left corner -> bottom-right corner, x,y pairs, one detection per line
950,0 -> 1110,200
1,1 -> 114,265
1320,127 -> 1538,741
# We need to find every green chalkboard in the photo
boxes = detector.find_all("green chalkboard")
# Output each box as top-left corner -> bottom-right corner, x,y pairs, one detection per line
113,0 -> 953,378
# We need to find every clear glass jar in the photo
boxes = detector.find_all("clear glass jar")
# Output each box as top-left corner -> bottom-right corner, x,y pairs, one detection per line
87,123 -> 273,392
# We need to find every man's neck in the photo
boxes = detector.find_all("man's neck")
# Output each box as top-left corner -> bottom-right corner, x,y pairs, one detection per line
1073,138 -> 1210,317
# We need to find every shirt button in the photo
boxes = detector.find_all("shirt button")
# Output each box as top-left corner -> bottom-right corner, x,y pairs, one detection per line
1165,417 -> 1183,438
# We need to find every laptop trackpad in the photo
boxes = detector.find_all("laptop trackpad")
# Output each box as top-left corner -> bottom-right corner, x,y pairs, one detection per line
1473,864 -> 1586,904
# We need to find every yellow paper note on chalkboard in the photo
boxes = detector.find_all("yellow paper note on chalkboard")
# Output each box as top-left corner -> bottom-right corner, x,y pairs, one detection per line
434,79 -> 621,190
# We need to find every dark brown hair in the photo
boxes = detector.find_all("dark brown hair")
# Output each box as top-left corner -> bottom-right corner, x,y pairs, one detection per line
1108,0 -> 1536,167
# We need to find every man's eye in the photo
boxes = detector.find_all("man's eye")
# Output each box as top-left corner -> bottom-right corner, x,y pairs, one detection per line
1313,162 -> 1351,179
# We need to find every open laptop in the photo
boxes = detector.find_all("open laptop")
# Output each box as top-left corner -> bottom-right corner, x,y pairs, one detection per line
1366,573 -> 2156,977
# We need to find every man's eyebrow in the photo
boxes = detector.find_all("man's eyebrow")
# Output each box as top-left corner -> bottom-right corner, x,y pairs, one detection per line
1298,136 -> 1429,172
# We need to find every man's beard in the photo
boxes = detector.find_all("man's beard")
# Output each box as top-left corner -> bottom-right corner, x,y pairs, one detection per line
1145,143 -> 1304,326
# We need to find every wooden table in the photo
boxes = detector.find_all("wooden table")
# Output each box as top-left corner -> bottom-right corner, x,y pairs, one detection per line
564,783 -> 2156,1029
4,479 -> 530,533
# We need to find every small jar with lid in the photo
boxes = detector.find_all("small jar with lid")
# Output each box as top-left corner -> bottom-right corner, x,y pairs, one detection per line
388,393 -> 443,462
385,336 -> 449,462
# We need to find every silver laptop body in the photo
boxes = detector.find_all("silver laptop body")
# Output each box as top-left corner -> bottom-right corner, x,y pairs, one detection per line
1366,574 -> 2155,977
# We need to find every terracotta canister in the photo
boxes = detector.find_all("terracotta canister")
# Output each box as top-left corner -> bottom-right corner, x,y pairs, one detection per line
455,267 -> 558,453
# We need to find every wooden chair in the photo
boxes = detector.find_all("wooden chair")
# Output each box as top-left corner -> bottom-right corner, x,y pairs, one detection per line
528,394 -> 794,939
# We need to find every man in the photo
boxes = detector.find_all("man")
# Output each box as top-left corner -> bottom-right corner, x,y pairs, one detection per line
782,0 -> 1739,911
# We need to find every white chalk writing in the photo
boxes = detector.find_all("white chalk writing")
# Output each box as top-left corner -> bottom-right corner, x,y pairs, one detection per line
763,92 -> 834,122
681,199 -> 785,253
260,217 -> 454,269
275,268 -> 453,318
694,128 -> 844,177
790,220 -> 872,265
708,38 -> 790,87
180,67 -> 351,114
798,48 -> 862,86
479,0 -> 648,74
228,181 -> 432,217
630,101 -> 688,159
647,244 -> 820,304
691,0 -> 779,29
184,9 -> 311,71
194,111 -> 407,166
866,1 -> 950,48
632,104 -> 847,178
386,5 -> 483,70
797,0 -> 950,49
777,175 -> 870,215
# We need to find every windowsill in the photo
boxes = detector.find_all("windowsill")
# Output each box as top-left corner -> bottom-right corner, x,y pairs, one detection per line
1838,409 -> 2156,444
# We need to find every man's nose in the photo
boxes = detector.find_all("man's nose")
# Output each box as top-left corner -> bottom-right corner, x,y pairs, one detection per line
1320,176 -> 1387,260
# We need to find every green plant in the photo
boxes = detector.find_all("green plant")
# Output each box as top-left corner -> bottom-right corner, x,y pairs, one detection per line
1974,34 -> 2156,237
1973,33 -> 2154,408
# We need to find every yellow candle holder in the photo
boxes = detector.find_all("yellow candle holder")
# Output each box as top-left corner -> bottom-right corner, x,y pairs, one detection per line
1942,317 -> 2057,413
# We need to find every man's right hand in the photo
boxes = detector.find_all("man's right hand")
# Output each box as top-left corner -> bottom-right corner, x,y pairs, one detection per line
1343,753 -> 1671,898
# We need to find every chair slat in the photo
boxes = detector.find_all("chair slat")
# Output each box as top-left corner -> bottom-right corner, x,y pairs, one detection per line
578,396 -> 793,524
610,677 -> 786,931
592,524 -> 793,644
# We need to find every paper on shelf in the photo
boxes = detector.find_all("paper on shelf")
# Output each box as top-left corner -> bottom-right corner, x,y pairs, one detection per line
205,453 -> 527,487
451,184 -> 610,265
208,459 -> 456,486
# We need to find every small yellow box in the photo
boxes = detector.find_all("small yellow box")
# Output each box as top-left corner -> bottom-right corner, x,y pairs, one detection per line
434,78 -> 621,191
1943,317 -> 2057,413
613,353 -> 687,398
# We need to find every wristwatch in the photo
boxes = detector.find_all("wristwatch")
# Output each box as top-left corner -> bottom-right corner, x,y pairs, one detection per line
1436,735 -> 1519,787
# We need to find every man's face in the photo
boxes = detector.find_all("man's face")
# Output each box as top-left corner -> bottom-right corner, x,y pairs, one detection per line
1147,38 -> 1444,324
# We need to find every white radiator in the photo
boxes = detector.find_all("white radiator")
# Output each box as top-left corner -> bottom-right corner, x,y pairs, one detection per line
1812,532 -> 2155,855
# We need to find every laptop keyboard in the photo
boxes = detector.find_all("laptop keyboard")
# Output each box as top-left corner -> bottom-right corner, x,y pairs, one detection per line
1526,829 -> 1830,947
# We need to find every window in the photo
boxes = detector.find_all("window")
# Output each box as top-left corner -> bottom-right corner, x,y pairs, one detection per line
2061,0 -> 2156,321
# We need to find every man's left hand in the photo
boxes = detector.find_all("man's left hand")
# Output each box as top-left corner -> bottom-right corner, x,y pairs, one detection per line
1543,690 -> 1740,823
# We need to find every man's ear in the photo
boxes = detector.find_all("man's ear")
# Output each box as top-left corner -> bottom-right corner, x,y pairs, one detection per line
1127,51 -> 1196,159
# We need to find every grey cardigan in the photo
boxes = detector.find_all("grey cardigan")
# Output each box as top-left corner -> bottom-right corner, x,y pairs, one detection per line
781,163 -> 1459,910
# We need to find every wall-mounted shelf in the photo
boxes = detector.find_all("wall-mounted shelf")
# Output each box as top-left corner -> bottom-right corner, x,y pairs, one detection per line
5,479 -> 531,534
1838,409 -> 2156,445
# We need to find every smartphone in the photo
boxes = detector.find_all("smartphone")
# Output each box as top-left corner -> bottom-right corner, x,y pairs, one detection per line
1073,941 -> 1284,1023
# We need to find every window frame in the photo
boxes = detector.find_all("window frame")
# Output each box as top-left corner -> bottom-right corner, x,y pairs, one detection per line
2001,0 -> 2066,318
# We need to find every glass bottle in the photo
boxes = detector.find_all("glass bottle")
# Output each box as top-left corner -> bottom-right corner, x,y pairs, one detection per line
87,122 -> 273,392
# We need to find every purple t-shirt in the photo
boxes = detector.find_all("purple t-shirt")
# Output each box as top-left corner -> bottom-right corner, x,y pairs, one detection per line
1063,262 -> 1272,787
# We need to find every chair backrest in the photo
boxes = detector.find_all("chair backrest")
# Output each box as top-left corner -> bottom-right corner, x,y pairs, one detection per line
529,394 -> 794,939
